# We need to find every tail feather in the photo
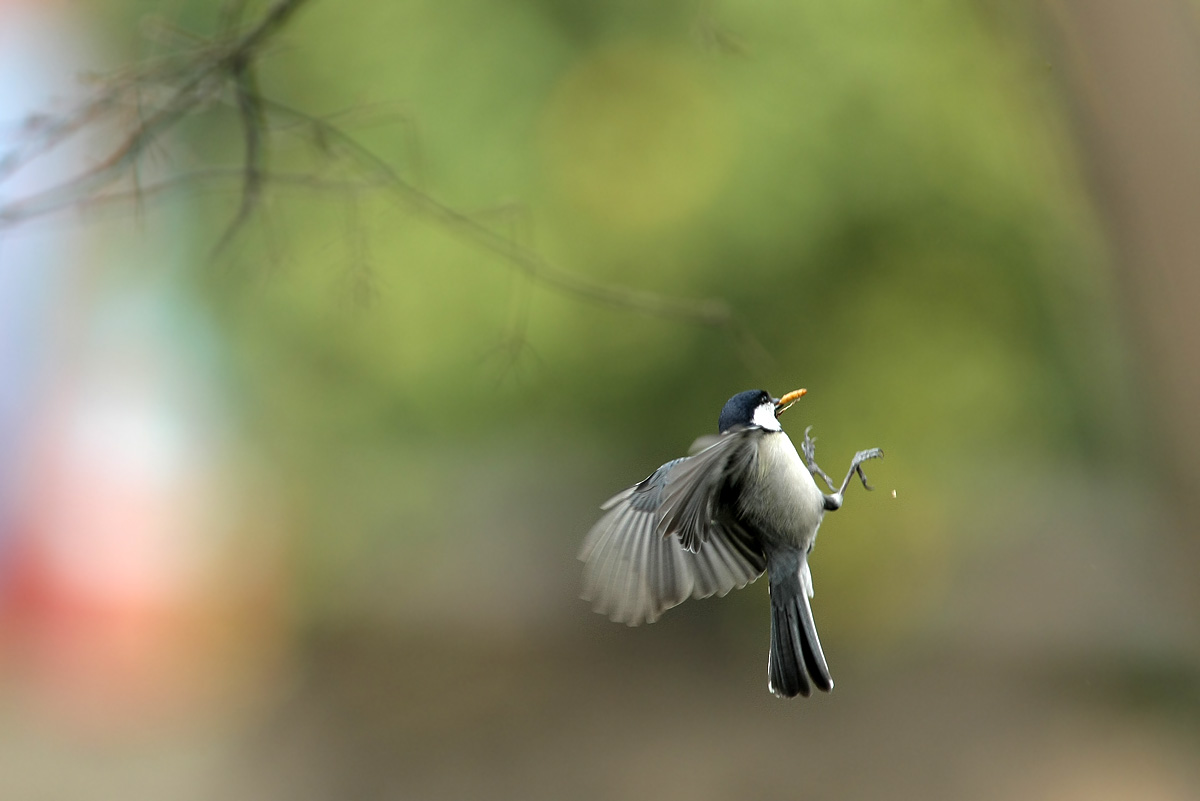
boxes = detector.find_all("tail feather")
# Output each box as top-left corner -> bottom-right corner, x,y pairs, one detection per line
767,551 -> 832,699
769,598 -> 811,698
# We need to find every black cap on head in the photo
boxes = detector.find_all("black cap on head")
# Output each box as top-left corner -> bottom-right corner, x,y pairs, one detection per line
718,389 -> 772,433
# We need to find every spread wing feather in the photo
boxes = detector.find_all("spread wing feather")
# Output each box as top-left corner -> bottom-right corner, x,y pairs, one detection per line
580,430 -> 768,625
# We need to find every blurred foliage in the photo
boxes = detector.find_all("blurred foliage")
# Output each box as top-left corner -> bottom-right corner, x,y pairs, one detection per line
80,0 -> 1140,636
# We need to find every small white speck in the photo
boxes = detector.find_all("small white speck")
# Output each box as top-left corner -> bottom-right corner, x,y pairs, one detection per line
891,489 -> 897,499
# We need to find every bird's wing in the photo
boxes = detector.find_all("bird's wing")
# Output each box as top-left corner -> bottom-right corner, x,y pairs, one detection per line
656,428 -> 760,552
579,431 -> 767,626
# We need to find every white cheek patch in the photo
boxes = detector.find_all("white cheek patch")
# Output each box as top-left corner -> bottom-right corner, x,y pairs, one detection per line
752,402 -> 782,431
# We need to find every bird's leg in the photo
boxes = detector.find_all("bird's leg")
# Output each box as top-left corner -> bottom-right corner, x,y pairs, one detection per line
822,448 -> 884,512
801,426 -> 837,491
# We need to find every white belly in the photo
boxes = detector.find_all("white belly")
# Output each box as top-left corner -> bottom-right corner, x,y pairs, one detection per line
737,431 -> 826,550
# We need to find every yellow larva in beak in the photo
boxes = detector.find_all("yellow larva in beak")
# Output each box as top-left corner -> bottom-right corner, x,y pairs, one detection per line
774,388 -> 807,417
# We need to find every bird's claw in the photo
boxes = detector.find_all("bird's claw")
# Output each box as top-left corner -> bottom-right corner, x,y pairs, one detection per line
850,448 -> 884,491
856,465 -> 874,491
801,425 -> 817,462
854,448 -> 884,463
801,425 -> 836,491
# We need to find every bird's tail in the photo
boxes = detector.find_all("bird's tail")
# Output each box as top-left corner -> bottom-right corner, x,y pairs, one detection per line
767,550 -> 833,698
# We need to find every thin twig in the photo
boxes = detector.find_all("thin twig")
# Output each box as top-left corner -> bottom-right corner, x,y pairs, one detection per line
0,0 -> 772,368
210,52 -> 266,257
0,0 -> 311,228
263,98 -> 738,330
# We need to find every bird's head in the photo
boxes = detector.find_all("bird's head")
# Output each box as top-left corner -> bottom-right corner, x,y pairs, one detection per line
717,388 -> 806,433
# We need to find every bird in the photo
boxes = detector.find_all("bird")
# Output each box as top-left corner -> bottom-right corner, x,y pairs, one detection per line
579,388 -> 883,698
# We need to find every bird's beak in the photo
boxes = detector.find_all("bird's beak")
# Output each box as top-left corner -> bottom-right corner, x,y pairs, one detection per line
774,388 -> 807,418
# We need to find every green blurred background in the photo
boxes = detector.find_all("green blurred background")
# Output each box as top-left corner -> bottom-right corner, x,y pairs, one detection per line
2,0 -> 1199,798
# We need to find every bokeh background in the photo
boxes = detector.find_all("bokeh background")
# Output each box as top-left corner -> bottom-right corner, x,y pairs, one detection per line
2,0 -> 1199,799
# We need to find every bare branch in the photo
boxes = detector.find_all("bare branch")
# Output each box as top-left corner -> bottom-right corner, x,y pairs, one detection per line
1,0 -> 310,227
210,53 -> 266,257
262,98 -> 740,330
0,0 -> 771,368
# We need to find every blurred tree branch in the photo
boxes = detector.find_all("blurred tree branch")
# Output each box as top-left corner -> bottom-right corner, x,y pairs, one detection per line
0,0 -> 307,225
0,0 -> 768,366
